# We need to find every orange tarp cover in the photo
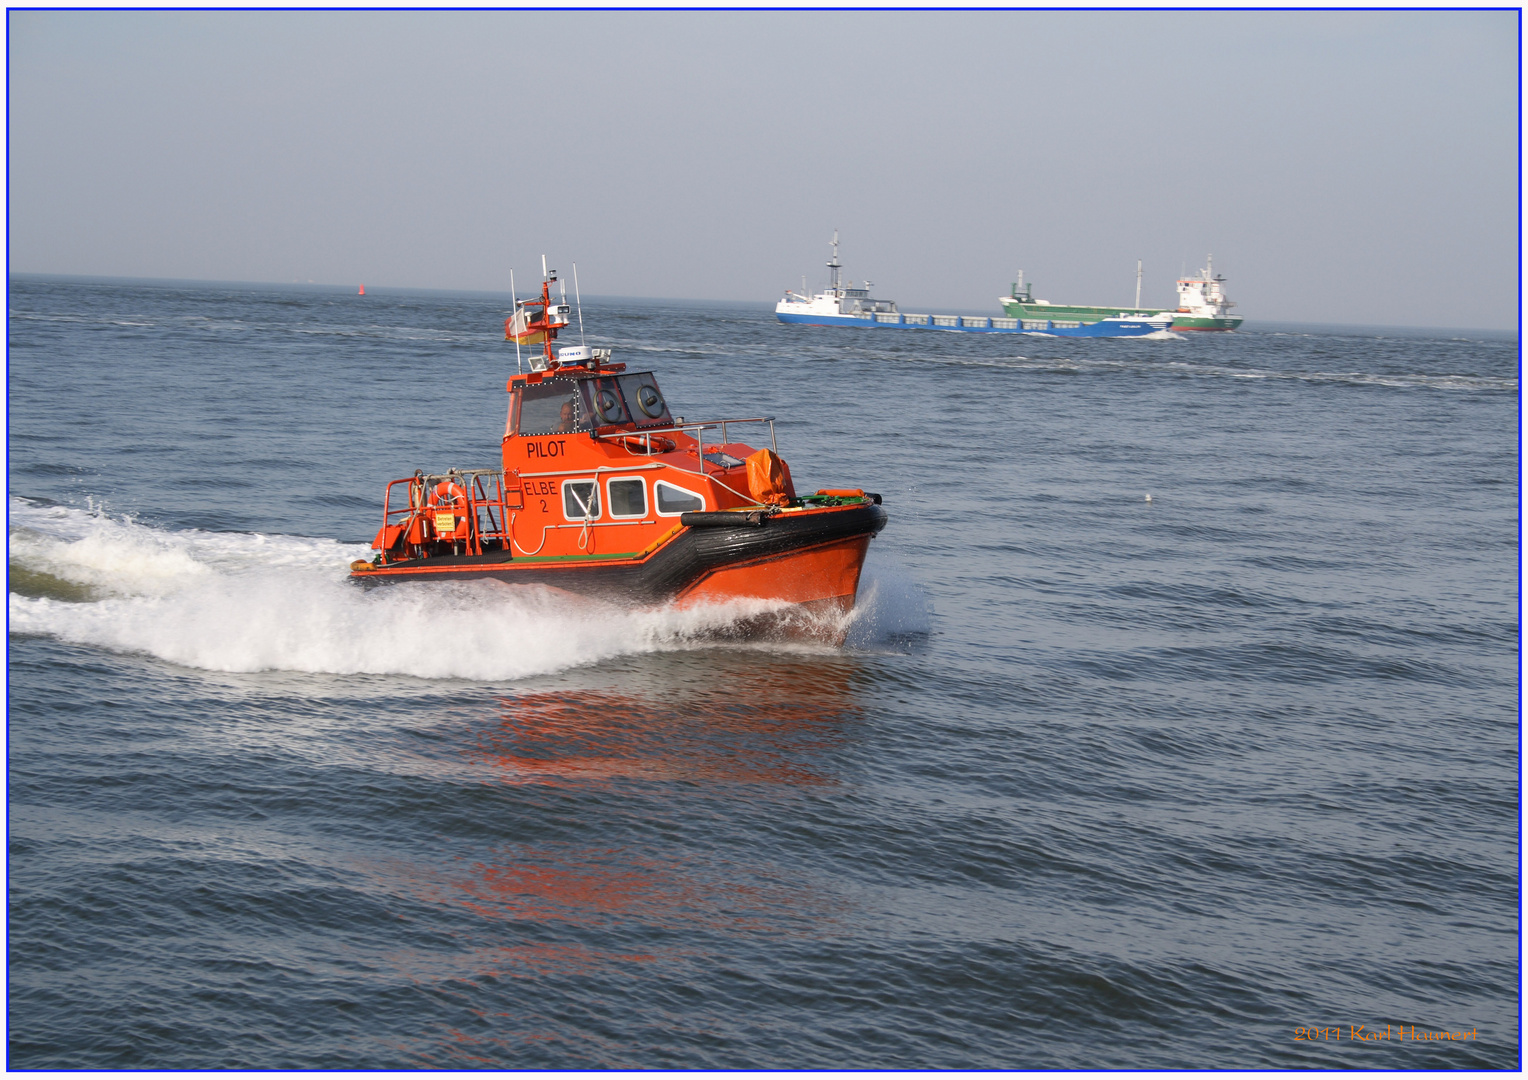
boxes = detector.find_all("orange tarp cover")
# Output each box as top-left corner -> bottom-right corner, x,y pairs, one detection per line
745,448 -> 796,506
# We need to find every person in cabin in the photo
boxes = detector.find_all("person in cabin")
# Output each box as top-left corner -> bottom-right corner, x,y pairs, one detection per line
557,400 -> 577,432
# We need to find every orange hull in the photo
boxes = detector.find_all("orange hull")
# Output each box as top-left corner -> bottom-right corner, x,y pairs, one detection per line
679,533 -> 869,607
677,534 -> 871,643
355,504 -> 883,636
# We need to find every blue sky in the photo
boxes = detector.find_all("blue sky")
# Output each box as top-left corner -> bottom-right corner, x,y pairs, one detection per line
7,10 -> 1519,328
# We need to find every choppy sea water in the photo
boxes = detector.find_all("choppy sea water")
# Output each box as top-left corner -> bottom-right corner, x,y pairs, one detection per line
7,276 -> 1520,1069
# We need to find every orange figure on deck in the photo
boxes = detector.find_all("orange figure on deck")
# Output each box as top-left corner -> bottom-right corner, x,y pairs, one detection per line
350,263 -> 886,639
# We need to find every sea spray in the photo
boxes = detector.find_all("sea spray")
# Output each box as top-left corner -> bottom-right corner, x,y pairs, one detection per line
843,555 -> 932,649
9,499 -> 922,678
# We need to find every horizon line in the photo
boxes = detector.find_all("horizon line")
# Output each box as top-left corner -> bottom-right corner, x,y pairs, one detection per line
8,271 -> 1519,337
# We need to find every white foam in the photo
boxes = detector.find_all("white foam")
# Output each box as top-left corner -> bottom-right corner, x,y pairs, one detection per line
9,499 -> 921,679
8,498 -> 347,596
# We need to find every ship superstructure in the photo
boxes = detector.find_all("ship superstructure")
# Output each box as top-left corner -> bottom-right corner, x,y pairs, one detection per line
1168,258 -> 1241,330
776,231 -> 899,326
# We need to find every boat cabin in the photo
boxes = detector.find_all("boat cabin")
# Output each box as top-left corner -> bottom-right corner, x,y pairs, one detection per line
508,348 -> 673,437
369,345 -> 794,566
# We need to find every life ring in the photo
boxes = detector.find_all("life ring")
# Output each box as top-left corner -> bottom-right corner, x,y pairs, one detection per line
618,434 -> 677,455
430,481 -> 469,539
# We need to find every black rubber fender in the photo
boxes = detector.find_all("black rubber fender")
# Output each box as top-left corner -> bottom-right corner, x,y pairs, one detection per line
680,510 -> 769,527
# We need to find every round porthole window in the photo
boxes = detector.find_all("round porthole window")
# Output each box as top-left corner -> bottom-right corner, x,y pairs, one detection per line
637,384 -> 665,418
597,388 -> 624,423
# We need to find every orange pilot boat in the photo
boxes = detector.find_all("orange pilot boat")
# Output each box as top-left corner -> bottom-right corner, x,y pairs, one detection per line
349,264 -> 887,636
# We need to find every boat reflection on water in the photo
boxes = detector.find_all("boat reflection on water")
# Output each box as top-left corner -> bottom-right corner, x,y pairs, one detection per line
367,650 -> 867,1060
471,650 -> 865,789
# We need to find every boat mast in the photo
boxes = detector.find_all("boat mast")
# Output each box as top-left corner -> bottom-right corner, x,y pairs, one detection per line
542,257 -> 557,369
1135,260 -> 1142,310
827,230 -> 842,297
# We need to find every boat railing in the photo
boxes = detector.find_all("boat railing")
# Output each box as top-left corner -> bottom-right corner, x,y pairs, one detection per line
377,467 -> 518,561
593,416 -> 777,474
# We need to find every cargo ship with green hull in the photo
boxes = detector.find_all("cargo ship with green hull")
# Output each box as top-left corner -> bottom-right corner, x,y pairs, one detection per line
1000,256 -> 1243,331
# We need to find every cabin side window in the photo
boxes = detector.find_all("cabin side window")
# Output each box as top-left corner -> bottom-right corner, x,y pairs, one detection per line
562,480 -> 600,520
606,478 -> 646,518
518,382 -> 585,435
655,480 -> 704,515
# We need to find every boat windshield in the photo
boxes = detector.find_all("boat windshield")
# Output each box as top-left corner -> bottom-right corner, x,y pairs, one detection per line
578,372 -> 673,430
619,373 -> 671,427
582,377 -> 630,426
516,381 -> 587,435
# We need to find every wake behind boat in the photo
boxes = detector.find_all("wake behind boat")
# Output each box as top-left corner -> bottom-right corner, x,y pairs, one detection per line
351,260 -> 887,639
777,233 -> 1172,338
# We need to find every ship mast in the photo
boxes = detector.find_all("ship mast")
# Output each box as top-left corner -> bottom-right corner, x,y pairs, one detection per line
503,255 -> 570,369
827,230 -> 842,296
541,258 -> 558,369
1135,260 -> 1142,310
